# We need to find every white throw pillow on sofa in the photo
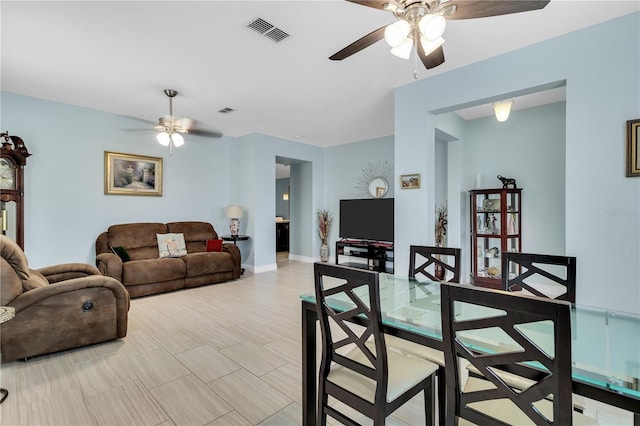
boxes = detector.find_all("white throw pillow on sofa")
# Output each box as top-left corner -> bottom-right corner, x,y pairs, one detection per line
156,233 -> 187,258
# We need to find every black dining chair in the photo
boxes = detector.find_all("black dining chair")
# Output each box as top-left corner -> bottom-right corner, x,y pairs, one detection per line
314,262 -> 439,425
502,252 -> 576,303
395,244 -> 461,424
440,282 -> 597,425
409,245 -> 461,283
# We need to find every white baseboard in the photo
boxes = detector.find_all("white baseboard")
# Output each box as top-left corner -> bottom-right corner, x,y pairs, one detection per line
288,253 -> 317,263
252,263 -> 277,274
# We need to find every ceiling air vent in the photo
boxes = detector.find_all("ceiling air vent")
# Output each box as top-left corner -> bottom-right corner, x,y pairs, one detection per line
247,17 -> 290,43
218,107 -> 234,114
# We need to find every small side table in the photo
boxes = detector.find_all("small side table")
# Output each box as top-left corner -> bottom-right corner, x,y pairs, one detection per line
221,235 -> 249,275
0,306 -> 16,404
221,234 -> 249,244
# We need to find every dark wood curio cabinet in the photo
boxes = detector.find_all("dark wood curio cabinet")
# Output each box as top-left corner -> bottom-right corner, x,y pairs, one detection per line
470,188 -> 522,289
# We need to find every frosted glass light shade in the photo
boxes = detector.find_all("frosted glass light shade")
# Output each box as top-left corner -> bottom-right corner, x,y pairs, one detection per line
493,100 -> 514,122
390,37 -> 413,59
384,20 -> 411,47
420,36 -> 445,56
226,205 -> 243,218
419,14 -> 446,41
156,131 -> 170,146
171,133 -> 184,147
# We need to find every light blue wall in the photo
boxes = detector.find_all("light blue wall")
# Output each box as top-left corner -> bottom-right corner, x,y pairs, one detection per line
234,133 -> 324,271
466,102 -> 566,255
325,136 -> 394,255
0,93 -> 326,273
395,13 -> 640,313
0,92 -> 234,267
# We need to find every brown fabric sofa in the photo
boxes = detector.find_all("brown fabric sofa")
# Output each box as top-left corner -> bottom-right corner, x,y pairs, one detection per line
95,221 -> 241,298
1,235 -> 129,362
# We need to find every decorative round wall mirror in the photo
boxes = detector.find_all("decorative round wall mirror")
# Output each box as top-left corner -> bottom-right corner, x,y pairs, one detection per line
368,177 -> 388,198
356,161 -> 394,199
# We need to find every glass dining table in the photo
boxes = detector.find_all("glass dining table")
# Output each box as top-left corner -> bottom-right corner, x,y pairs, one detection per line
300,274 -> 640,426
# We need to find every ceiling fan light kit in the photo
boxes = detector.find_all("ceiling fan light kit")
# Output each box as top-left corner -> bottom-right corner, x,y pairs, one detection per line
139,88 -> 223,154
383,8 -> 446,61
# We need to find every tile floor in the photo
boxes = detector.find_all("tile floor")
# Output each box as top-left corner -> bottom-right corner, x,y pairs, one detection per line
0,254 -> 634,425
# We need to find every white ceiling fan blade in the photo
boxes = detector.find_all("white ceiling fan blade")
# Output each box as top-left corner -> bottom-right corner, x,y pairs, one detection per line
176,117 -> 194,130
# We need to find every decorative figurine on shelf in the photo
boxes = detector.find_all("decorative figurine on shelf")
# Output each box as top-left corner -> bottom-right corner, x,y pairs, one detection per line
486,213 -> 499,234
507,213 -> 516,234
487,266 -> 499,278
497,175 -> 517,189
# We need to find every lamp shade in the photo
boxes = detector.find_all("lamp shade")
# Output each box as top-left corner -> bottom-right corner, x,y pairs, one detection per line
493,100 -> 514,122
390,37 -> 413,59
226,205 -> 243,218
171,133 -> 184,147
384,20 -> 411,48
419,14 -> 446,41
156,131 -> 170,146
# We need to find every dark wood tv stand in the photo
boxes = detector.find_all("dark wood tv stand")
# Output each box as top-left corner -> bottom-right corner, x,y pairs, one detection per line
335,240 -> 394,273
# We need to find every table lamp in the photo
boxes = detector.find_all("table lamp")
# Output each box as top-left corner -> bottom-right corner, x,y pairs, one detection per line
226,205 -> 243,236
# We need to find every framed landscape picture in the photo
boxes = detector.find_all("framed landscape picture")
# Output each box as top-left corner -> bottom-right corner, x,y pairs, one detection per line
104,151 -> 163,196
627,119 -> 640,176
400,173 -> 420,189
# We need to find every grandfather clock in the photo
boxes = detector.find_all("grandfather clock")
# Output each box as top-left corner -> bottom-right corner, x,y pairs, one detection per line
0,132 -> 31,249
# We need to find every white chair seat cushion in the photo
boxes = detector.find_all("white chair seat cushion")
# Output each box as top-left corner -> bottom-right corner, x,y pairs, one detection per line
465,364 -> 586,411
384,335 -> 445,366
459,377 -> 597,425
327,346 -> 439,404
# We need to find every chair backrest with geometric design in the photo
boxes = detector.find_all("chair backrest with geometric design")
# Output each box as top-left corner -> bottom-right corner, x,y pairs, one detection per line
440,282 -> 573,425
502,252 -> 577,303
314,263 -> 388,410
409,245 -> 461,283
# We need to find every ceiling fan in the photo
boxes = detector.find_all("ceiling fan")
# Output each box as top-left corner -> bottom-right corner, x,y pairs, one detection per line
330,0 -> 550,71
128,89 -> 223,153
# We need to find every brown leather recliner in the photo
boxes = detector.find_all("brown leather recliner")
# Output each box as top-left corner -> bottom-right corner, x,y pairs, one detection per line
0,235 -> 129,362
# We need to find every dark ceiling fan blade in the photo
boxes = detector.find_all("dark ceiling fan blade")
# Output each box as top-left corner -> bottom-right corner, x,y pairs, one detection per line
445,0 -> 550,20
418,44 -> 445,69
188,128 -> 223,139
330,26 -> 386,60
346,0 -> 395,10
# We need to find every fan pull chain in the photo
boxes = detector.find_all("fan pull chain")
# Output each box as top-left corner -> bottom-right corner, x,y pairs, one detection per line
413,44 -> 419,79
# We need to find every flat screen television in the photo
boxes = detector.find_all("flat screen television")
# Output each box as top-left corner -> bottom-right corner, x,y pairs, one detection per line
339,198 -> 394,242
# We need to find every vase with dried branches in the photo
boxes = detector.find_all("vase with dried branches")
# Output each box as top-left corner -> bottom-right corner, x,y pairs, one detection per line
434,204 -> 448,280
317,209 -> 333,262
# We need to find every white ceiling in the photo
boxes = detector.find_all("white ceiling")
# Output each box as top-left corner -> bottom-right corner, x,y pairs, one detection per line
2,1 -> 638,147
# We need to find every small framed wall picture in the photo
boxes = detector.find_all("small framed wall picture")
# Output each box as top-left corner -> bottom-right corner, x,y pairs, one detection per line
400,173 -> 420,189
627,119 -> 640,176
